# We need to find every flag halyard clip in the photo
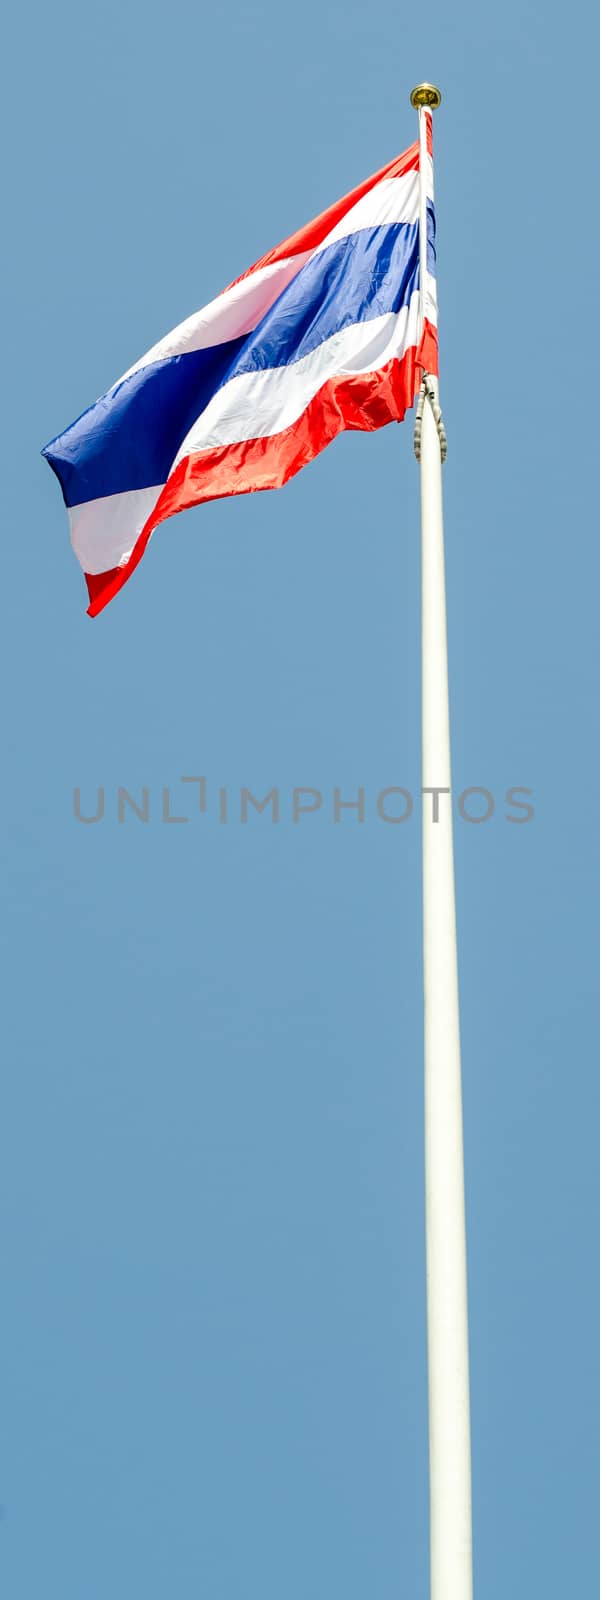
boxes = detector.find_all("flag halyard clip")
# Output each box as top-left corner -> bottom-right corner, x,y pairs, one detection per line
414,372 -> 447,463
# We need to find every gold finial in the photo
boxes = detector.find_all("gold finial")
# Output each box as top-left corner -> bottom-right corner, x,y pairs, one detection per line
410,83 -> 442,109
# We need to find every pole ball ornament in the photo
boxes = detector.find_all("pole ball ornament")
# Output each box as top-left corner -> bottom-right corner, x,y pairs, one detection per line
410,83 -> 442,109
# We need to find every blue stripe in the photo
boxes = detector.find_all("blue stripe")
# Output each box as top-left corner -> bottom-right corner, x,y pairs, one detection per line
42,336 -> 247,509
42,205 -> 435,509
225,204 -> 434,381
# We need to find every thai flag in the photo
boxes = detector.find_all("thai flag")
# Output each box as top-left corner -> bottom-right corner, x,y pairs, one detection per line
43,124 -> 437,616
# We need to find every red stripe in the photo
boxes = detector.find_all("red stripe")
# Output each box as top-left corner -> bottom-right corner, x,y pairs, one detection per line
225,142 -> 420,291
85,322 -> 438,617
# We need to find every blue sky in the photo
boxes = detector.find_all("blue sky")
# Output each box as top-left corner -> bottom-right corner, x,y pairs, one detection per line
2,1 -> 599,1595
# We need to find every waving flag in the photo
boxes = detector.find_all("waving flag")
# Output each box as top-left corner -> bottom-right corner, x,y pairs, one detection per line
43,126 -> 437,615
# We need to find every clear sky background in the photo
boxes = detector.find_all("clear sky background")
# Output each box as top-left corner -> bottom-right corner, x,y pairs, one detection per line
2,2 -> 599,1595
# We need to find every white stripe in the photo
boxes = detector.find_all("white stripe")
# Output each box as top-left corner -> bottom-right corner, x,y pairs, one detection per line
69,484 -> 163,575
175,287 -> 425,460
117,168 -> 432,384
319,162 -> 432,249
118,254 -> 312,382
423,152 -> 435,203
424,267 -> 438,328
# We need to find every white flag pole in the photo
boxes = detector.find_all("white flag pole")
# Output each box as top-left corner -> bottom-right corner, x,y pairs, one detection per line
410,85 -> 474,1600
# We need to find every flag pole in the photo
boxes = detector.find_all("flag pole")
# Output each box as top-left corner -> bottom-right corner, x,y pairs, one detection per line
410,84 -> 474,1600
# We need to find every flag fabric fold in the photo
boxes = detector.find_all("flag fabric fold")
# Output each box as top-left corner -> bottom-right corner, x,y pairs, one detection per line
43,119 -> 437,615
